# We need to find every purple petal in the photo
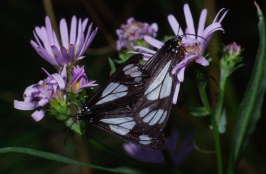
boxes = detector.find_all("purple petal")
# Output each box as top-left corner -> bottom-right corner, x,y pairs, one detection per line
133,46 -> 156,54
197,9 -> 207,39
213,8 -> 228,23
127,51 -> 153,60
75,56 -> 85,61
75,32 -> 85,56
150,23 -> 158,32
196,56 -> 209,66
38,98 -> 49,106
30,41 -> 59,66
24,84 -> 37,97
177,67 -> 185,82
144,35 -> 163,49
79,24 -> 94,55
75,19 -> 83,50
34,27 -> 43,41
82,18 -> 89,31
202,23 -> 223,40
183,4 -> 196,37
51,45 -> 64,65
123,143 -> 164,163
172,82 -> 181,104
33,30 -> 44,48
45,16 -> 55,46
78,81 -> 98,91
40,27 -> 53,53
60,47 -> 71,63
31,110 -> 45,122
60,18 -> 69,48
60,65 -> 67,80
70,16 -> 77,44
36,85 -> 50,99
51,73 -> 65,90
68,44 -> 75,62
80,27 -> 98,57
167,15 -> 183,36
53,31 -> 60,49
14,100 -> 37,110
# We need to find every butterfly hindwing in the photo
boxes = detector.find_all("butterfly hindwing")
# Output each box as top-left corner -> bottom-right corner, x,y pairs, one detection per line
91,104 -> 165,150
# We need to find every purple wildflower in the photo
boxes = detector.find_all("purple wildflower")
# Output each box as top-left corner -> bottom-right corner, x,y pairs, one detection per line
14,67 -> 67,121
69,65 -> 98,94
123,131 -> 194,165
30,16 -> 98,67
220,42 -> 243,77
116,17 -> 158,51
223,42 -> 241,57
133,4 -> 228,104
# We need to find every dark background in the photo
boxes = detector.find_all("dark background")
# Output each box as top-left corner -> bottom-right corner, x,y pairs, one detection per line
0,0 -> 265,173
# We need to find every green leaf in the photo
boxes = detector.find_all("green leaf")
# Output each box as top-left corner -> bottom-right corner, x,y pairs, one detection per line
189,107 -> 211,117
227,3 -> 266,173
0,147 -> 141,173
108,57 -> 116,74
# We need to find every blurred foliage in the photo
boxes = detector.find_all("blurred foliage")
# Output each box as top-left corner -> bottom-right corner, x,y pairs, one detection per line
0,0 -> 265,173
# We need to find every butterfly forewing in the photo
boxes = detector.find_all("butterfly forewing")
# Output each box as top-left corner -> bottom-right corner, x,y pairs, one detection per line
87,54 -> 147,110
130,48 -> 183,149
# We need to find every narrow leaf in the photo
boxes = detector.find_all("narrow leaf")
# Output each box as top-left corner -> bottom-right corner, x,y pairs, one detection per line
228,3 -> 266,173
0,147 -> 140,173
108,57 -> 116,74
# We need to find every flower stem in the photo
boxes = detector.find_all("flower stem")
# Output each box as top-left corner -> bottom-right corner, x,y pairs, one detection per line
212,70 -> 228,174
211,117 -> 223,174
197,81 -> 212,114
197,80 -> 223,174
214,71 -> 227,125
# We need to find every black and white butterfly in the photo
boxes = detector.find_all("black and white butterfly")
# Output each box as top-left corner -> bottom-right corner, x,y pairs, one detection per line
76,35 -> 185,150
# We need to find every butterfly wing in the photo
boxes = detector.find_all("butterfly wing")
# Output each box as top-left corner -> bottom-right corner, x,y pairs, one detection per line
87,54 -> 147,110
129,48 -> 183,149
81,37 -> 185,150
87,49 -> 183,150
81,53 -> 160,148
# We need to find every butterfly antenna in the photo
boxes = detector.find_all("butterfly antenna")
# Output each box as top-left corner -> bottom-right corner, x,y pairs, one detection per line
64,118 -> 78,146
182,33 -> 209,44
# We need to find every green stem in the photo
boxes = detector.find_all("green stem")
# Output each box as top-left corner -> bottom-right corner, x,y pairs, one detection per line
211,69 -> 229,174
197,82 -> 212,113
211,118 -> 223,174
197,81 -> 223,173
214,71 -> 227,124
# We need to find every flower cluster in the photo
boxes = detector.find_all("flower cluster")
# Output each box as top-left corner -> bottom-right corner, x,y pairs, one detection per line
132,3 -> 228,104
116,17 -> 158,51
14,16 -> 98,121
220,42 -> 243,77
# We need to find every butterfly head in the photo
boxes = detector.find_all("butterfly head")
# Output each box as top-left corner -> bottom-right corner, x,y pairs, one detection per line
163,35 -> 183,54
75,105 -> 93,123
